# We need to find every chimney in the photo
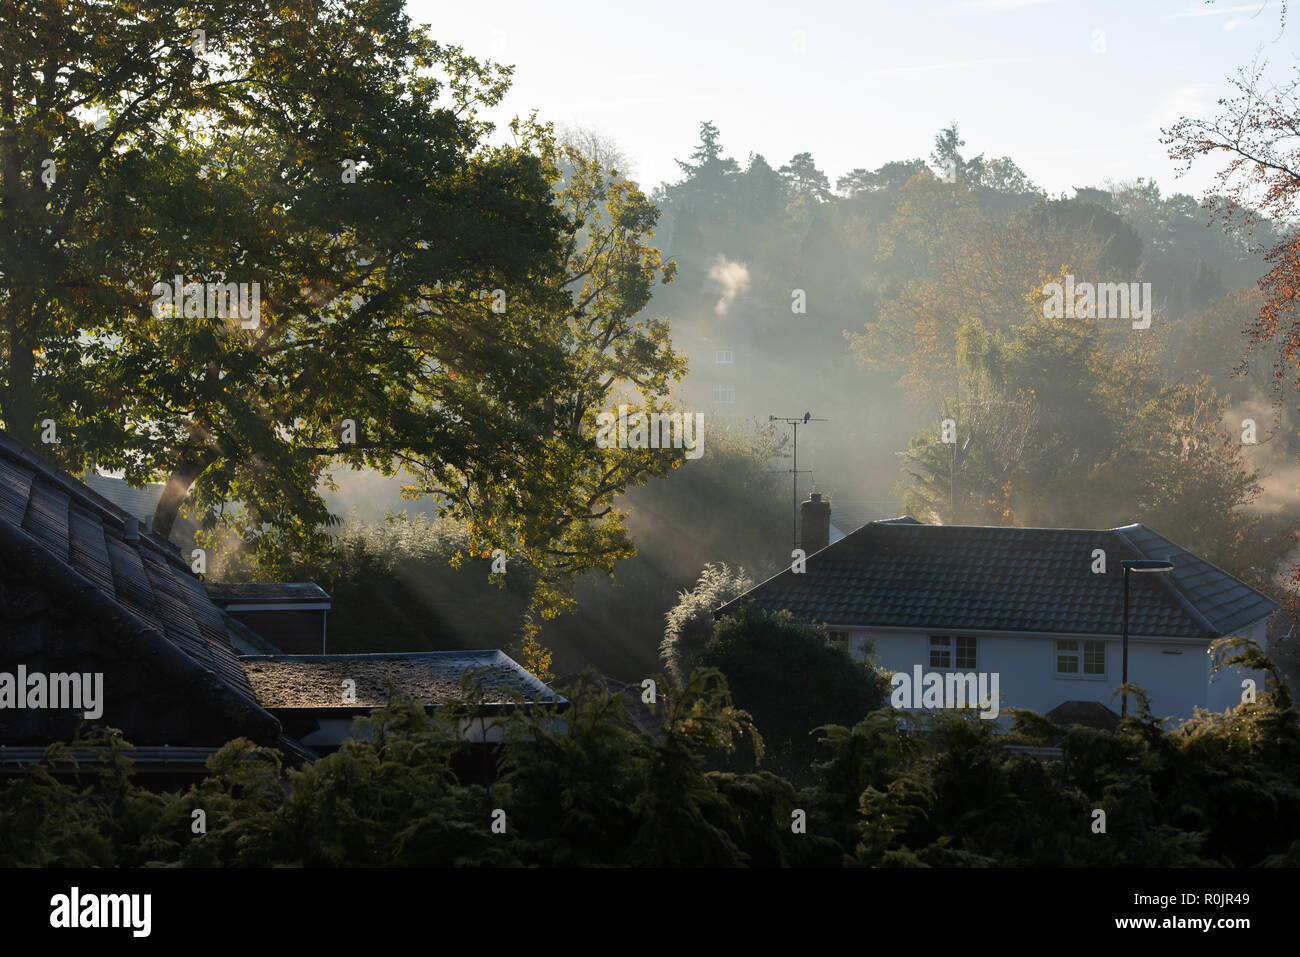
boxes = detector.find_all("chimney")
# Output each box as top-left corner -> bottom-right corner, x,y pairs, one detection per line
800,492 -> 831,554
123,516 -> 140,544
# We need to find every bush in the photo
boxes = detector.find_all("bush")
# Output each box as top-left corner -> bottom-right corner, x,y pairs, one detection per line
696,604 -> 890,777
660,563 -> 754,682
3,639 -> 1299,867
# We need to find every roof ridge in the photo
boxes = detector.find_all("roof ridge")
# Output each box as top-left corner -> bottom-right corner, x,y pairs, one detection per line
877,521 -> 1150,534
1114,525 -> 1247,639
241,650 -> 510,660
1126,522 -> 1280,606
1107,527 -> 1216,639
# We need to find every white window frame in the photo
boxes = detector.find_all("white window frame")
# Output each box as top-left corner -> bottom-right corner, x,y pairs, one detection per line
712,384 -> 736,404
1055,639 -> 1107,678
715,349 -> 734,364
929,635 -> 951,669
929,634 -> 977,670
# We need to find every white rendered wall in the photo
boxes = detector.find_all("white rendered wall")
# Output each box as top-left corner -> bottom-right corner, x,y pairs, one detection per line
844,622 -> 1270,724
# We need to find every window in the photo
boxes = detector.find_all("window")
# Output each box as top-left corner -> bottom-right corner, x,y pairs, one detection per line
715,349 -> 734,364
930,635 -> 976,669
955,636 -> 977,669
1057,639 -> 1106,676
929,636 -> 950,668
828,630 -> 848,649
712,385 -> 736,403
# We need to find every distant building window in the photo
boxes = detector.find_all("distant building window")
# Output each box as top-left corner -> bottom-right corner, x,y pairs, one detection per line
828,630 -> 848,649
931,635 -> 976,669
715,349 -> 734,364
1057,639 -> 1106,676
929,635 -> 950,668
712,385 -> 736,403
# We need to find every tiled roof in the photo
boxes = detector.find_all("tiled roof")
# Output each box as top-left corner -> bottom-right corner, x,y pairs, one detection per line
718,518 -> 1278,639
0,431 -> 282,748
241,651 -> 565,710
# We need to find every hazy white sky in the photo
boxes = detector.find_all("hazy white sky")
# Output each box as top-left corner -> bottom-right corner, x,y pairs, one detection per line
409,0 -> 1295,200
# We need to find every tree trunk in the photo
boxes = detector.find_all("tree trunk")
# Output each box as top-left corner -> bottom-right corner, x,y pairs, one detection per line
0,56 -> 36,448
153,454 -> 212,541
5,318 -> 36,446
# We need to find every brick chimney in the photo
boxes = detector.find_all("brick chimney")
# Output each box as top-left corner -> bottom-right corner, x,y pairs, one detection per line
799,492 -> 830,554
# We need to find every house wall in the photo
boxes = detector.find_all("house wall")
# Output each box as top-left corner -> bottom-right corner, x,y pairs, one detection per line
287,714 -> 513,749
1205,618 -> 1270,713
224,609 -> 326,654
840,619 -> 1270,724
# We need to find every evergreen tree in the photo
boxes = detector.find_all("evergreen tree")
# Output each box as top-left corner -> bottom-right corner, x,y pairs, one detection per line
676,120 -> 739,175
779,152 -> 832,202
930,121 -> 984,184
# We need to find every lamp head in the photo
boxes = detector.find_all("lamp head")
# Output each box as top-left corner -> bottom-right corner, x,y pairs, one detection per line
1121,559 -> 1175,573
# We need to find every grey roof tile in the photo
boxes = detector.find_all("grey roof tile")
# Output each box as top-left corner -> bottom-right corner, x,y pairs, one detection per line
719,519 -> 1278,639
22,481 -> 70,561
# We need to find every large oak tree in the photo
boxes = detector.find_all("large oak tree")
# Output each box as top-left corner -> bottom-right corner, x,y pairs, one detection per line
1,1 -> 686,610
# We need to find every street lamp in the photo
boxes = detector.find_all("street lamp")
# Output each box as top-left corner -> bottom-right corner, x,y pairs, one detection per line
1120,559 -> 1175,718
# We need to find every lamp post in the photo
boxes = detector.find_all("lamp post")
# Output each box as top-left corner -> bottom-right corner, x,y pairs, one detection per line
1120,559 -> 1175,718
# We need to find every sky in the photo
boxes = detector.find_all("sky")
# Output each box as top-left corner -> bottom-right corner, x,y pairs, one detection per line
410,0 -> 1296,200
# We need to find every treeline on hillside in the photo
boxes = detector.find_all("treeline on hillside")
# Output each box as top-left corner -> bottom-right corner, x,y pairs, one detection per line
4,637 -> 1297,867
651,120 -> 1300,593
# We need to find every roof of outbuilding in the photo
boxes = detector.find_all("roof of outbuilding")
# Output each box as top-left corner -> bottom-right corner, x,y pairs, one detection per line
240,651 -> 565,710
1046,700 -> 1121,731
0,430 -> 283,748
205,582 -> 331,605
717,518 -> 1278,639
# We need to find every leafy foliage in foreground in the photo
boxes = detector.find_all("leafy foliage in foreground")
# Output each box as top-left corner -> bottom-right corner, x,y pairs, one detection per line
697,605 -> 891,778
2,642 -> 1298,867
